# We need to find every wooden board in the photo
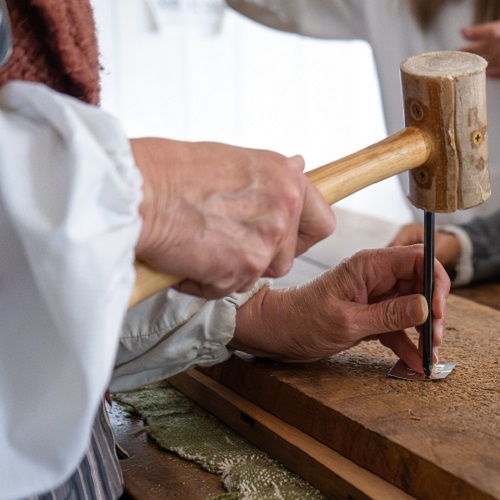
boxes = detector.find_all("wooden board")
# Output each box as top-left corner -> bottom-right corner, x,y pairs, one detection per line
197,294 -> 500,499
169,369 -> 412,500
452,283 -> 500,311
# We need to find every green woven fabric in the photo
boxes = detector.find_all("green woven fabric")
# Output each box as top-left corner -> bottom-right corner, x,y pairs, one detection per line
114,382 -> 325,500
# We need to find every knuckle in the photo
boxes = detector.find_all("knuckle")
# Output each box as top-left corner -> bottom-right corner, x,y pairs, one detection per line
280,182 -> 303,217
241,250 -> 271,278
324,212 -> 336,236
269,213 -> 289,240
266,259 -> 293,278
334,307 -> 352,332
380,301 -> 403,331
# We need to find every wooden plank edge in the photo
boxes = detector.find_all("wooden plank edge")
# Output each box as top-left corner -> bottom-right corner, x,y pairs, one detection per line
169,369 -> 413,500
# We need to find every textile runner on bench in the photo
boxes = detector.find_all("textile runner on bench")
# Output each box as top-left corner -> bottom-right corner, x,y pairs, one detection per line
114,382 -> 325,499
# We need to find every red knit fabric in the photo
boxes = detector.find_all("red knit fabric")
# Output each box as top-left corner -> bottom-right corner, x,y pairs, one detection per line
0,0 -> 100,105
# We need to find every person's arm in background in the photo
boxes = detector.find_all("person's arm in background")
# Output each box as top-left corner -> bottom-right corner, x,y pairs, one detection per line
389,209 -> 500,286
225,0 -> 367,40
453,209 -> 500,284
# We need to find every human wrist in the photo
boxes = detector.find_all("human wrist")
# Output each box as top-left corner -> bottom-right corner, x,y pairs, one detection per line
130,137 -> 176,261
232,286 -> 286,357
130,138 -> 152,256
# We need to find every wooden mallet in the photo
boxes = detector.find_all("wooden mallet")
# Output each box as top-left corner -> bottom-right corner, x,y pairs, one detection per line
130,51 -> 489,324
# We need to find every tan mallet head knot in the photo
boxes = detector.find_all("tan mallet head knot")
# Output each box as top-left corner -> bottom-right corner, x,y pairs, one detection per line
401,51 -> 490,213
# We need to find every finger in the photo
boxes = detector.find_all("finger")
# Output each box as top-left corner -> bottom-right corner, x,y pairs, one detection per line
295,179 -> 336,256
433,347 -> 440,365
388,224 -> 424,247
416,324 -> 442,365
459,41 -> 490,58
290,154 -> 336,256
264,156 -> 309,277
174,279 -> 234,300
431,260 -> 450,320
378,331 -> 424,374
362,245 -> 425,297
263,205 -> 300,279
288,154 -> 306,172
351,294 -> 428,340
432,321 -> 444,348
461,22 -> 500,41
409,249 -> 451,302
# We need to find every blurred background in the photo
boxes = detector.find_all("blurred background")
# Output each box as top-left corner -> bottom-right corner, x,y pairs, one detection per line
92,0 -> 414,225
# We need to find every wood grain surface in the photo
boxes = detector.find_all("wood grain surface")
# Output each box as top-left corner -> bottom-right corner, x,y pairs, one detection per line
453,282 -> 500,311
199,294 -> 500,499
170,369 -> 413,500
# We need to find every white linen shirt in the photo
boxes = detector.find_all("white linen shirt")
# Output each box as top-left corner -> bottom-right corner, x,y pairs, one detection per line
0,81 -> 263,498
111,280 -> 268,393
0,81 -> 142,499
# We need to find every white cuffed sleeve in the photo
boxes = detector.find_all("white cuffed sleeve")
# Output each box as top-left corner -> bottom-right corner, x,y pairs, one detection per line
438,224 -> 474,287
0,82 -> 142,499
110,279 -> 270,393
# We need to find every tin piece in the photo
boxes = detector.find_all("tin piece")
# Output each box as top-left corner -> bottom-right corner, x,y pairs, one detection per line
388,359 -> 458,381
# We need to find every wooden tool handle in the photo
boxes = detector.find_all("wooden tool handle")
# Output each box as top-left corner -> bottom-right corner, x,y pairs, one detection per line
130,127 -> 430,307
306,127 -> 430,205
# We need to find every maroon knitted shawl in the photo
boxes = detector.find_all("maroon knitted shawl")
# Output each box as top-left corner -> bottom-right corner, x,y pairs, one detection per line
0,0 -> 100,105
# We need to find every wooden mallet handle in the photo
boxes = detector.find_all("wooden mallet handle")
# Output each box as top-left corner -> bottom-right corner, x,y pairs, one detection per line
129,127 -> 430,307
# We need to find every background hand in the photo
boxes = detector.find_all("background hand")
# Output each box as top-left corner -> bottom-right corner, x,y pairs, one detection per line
232,245 -> 450,373
132,138 -> 335,298
389,223 -> 461,272
460,20 -> 500,77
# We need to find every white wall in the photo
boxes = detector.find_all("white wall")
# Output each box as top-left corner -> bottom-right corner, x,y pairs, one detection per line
93,0 -> 413,224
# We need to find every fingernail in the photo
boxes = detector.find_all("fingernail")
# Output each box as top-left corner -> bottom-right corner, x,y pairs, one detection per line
407,296 -> 427,323
433,347 -> 440,364
434,322 -> 444,343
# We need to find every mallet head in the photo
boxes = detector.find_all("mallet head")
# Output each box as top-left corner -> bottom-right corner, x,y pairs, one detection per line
401,51 -> 490,213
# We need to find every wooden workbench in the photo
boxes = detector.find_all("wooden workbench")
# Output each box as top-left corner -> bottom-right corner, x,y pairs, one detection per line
194,292 -> 500,499
111,208 -> 500,499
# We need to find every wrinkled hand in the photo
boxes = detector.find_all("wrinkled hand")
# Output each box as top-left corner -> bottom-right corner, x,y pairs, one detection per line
389,223 -> 461,272
460,20 -> 500,77
132,138 -> 335,298
232,245 -> 450,373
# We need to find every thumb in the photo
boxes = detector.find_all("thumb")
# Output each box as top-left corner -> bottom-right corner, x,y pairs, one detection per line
355,295 -> 428,337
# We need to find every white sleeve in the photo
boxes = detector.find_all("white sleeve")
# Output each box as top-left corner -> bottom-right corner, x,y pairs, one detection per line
0,82 -> 142,498
110,279 -> 270,393
438,224 -> 474,287
226,0 -> 368,40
